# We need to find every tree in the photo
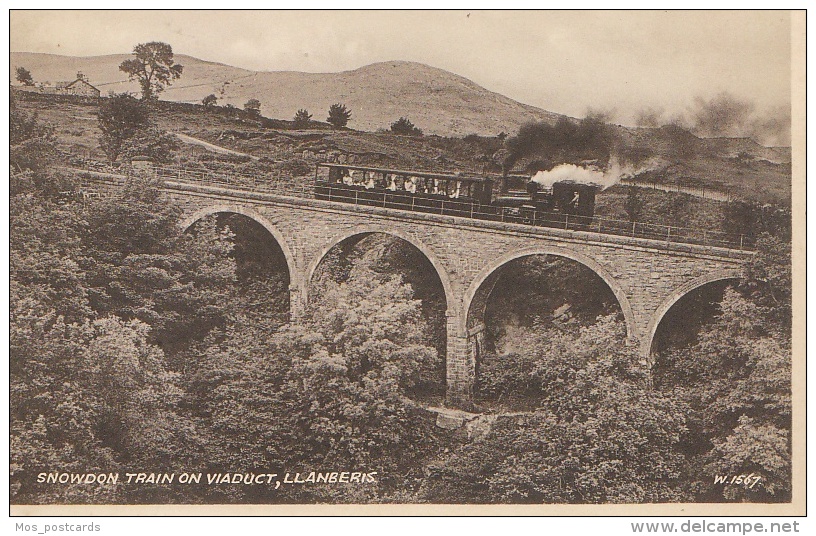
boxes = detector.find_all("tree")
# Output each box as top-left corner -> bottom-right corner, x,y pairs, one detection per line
327,103 -> 352,129
79,176 -> 237,351
202,94 -> 218,108
10,148 -> 230,502
96,92 -> 178,163
390,117 -> 422,136
119,41 -> 184,100
10,94 -> 77,201
189,264 -> 439,503
293,109 -> 312,128
97,93 -> 150,162
649,235 -> 792,503
624,186 -> 644,222
243,98 -> 261,116
653,289 -> 791,502
742,233 -> 791,329
15,66 -> 34,86
420,317 -> 690,504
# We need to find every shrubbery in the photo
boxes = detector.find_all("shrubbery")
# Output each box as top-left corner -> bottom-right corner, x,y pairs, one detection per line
390,117 -> 422,136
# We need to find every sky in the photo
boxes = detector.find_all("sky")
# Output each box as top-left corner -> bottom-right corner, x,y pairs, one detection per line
9,10 -> 792,126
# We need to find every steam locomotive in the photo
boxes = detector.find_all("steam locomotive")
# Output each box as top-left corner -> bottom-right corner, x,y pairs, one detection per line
314,163 -> 597,226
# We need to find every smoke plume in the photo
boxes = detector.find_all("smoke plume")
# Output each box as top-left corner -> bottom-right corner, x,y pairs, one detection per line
585,107 -> 617,124
635,107 -> 664,128
634,93 -> 790,146
748,106 -> 791,147
690,92 -> 755,138
531,158 -> 643,191
504,115 -> 617,172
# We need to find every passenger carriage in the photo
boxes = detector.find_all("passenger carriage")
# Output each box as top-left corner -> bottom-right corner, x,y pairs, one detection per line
314,163 -> 494,218
313,163 -> 598,229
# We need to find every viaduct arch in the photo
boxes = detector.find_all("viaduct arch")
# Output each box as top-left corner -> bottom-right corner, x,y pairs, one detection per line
640,269 -> 743,357
179,204 -> 301,318
462,246 -> 636,341
302,224 -> 456,313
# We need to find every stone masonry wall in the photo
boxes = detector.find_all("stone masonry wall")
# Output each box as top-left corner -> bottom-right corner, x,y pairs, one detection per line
155,181 -> 749,408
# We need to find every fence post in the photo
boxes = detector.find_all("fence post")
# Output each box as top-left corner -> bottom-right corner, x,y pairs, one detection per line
666,226 -> 671,242
740,235 -> 744,249
631,221 -> 636,237
440,199 -> 445,215
565,214 -> 569,230
411,196 -> 415,212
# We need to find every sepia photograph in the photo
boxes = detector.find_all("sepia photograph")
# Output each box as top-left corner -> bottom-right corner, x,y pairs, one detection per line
7,9 -> 805,517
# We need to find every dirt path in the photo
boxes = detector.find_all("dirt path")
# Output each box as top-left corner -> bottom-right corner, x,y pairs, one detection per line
172,132 -> 260,161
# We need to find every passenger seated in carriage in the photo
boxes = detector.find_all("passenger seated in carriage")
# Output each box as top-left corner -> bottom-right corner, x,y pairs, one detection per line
353,170 -> 368,186
405,176 -> 418,193
418,177 -> 429,193
449,180 -> 461,199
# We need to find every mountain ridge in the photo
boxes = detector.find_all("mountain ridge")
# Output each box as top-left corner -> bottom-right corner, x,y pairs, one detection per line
10,51 -> 563,136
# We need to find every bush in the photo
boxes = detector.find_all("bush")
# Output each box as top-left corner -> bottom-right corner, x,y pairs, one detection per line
202,94 -> 217,107
293,109 -> 312,128
624,187 -> 644,222
97,93 -> 150,162
244,99 -> 261,116
390,117 -> 422,136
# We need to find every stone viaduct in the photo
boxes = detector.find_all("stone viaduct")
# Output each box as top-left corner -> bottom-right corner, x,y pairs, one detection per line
86,174 -> 753,409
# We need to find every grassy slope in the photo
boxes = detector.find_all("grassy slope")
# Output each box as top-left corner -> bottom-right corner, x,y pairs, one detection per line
616,125 -> 792,204
15,92 -> 790,241
10,51 -> 252,100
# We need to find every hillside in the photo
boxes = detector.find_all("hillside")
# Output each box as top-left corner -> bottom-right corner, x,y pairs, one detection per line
10,50 -> 791,205
11,52 -> 563,136
10,51 -> 252,97
12,87 -> 792,205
